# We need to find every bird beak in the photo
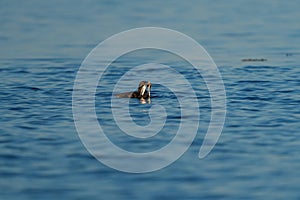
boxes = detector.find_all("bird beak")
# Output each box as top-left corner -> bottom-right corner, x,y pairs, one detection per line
147,84 -> 151,98
140,85 -> 146,96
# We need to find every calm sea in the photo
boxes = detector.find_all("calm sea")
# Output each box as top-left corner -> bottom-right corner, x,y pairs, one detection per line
1,0 -> 300,199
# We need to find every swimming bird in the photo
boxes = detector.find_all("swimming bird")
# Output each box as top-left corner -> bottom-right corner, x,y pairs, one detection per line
116,81 -> 152,99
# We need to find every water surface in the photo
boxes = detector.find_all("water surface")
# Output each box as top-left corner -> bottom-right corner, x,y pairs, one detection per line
1,0 -> 300,199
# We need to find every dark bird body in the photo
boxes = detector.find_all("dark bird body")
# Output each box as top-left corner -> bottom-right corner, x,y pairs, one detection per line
116,81 -> 152,99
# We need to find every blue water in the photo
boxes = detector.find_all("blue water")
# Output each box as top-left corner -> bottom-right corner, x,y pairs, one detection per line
1,0 -> 300,199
